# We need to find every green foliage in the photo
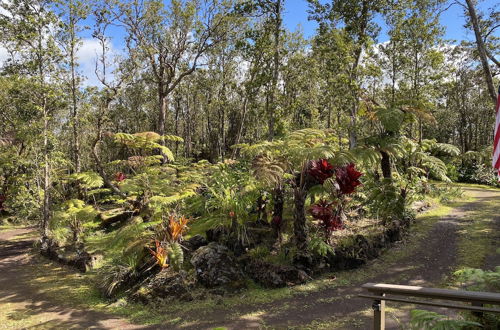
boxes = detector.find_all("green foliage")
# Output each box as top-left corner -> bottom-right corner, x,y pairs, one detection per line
237,128 -> 355,170
309,236 -> 334,257
409,309 -> 482,330
248,246 -> 270,259
364,177 -> 408,221
187,162 -> 260,234
454,267 -> 500,292
427,184 -> 463,204
98,264 -> 134,298
113,132 -> 183,162
67,171 -> 104,189
400,138 -> 456,182
50,199 -> 99,243
458,163 -> 500,188
167,242 -> 184,271
376,107 -> 406,133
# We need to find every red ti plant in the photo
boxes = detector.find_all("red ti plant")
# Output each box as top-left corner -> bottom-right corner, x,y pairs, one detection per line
309,200 -> 334,222
308,159 -> 334,185
310,200 -> 343,239
114,172 -> 126,182
309,163 -> 363,242
335,163 -> 362,195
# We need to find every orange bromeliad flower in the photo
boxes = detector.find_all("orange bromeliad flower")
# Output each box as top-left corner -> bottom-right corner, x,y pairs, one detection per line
168,215 -> 189,242
148,240 -> 169,269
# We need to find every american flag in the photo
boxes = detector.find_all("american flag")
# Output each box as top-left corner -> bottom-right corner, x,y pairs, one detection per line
494,85 -> 500,179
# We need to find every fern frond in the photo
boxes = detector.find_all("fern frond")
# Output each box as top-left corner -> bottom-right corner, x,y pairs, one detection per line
113,132 -> 181,161
433,143 -> 460,157
376,107 -> 405,132
68,171 -> 104,189
251,155 -> 286,184
352,147 -> 382,166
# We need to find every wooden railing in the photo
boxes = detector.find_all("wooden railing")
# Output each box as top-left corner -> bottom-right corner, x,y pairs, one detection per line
359,283 -> 500,330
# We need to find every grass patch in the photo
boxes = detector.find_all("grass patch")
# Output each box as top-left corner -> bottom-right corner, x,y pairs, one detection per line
0,223 -> 17,232
454,187 -> 500,270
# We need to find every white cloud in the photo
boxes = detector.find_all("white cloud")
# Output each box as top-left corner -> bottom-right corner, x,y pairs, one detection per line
0,46 -> 8,64
77,38 -> 120,87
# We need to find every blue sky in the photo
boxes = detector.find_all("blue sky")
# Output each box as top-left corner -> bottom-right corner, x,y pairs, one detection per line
283,0 -> 499,42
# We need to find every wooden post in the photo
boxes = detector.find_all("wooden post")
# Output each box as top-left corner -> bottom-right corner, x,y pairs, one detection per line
372,293 -> 385,330
472,301 -> 483,318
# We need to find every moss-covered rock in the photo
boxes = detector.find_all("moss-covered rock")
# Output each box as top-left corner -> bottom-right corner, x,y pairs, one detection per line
190,243 -> 245,289
241,256 -> 310,288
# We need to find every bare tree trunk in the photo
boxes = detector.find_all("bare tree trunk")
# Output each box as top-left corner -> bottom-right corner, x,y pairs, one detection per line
69,9 -> 80,173
158,82 -> 170,163
174,96 -> 180,156
232,97 -> 248,158
349,103 -> 358,149
268,0 -> 282,141
42,103 -> 50,239
464,0 -> 497,103
158,85 -> 167,137
293,186 -> 308,250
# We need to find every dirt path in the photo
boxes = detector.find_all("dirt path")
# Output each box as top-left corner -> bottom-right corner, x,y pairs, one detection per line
0,187 -> 498,329
0,227 -> 144,329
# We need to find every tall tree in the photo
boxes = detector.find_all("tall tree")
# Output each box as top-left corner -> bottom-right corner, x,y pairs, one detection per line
398,0 -> 445,142
0,0 -> 64,238
308,0 -> 386,148
237,0 -> 285,140
111,0 -> 237,161
56,0 -> 90,172
461,0 -> 498,103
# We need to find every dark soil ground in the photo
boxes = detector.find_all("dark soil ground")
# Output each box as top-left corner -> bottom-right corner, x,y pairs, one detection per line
0,227 -> 142,329
0,186 -> 499,329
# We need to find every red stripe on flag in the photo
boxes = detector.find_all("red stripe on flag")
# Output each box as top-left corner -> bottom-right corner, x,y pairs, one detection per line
495,89 -> 500,178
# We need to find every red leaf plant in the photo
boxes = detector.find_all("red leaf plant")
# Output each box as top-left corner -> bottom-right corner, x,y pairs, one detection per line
308,159 -> 334,184
335,163 -> 362,195
322,215 -> 343,233
310,200 -> 343,237
114,172 -> 126,182
309,200 -> 334,221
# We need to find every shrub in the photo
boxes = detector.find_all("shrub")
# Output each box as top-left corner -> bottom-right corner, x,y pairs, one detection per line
409,309 -> 482,329
454,267 -> 500,328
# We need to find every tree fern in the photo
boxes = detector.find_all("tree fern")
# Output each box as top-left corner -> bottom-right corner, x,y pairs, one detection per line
113,132 -> 181,162
67,171 -> 104,189
376,107 -> 405,133
251,155 -> 286,185
410,309 -> 482,330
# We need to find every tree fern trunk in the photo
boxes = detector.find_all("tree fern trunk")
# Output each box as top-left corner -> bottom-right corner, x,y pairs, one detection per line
380,150 -> 392,179
272,185 -> 284,220
293,187 -> 308,250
